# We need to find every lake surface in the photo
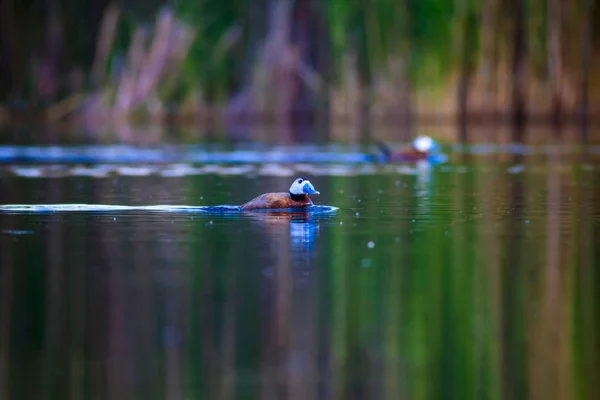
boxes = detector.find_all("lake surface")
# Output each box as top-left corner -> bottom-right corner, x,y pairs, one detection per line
0,139 -> 599,400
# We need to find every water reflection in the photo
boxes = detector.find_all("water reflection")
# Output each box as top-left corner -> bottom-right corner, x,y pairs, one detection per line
248,210 -> 324,281
244,211 -> 325,399
0,156 -> 599,400
414,159 -> 434,198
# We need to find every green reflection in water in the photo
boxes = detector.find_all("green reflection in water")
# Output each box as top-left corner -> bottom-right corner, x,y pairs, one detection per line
0,156 -> 598,400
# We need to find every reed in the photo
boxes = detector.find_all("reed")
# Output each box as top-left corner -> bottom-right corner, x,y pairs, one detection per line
0,0 -> 599,131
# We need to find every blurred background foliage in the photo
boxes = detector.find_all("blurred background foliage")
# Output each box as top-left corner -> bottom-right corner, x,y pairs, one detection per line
0,0 -> 599,124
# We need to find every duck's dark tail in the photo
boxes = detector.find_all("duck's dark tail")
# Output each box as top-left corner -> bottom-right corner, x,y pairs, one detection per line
375,140 -> 392,160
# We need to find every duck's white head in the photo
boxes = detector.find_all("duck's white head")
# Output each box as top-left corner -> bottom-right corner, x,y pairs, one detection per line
289,177 -> 319,196
412,135 -> 438,153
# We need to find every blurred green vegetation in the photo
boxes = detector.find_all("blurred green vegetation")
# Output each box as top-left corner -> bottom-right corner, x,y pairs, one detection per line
0,0 -> 599,119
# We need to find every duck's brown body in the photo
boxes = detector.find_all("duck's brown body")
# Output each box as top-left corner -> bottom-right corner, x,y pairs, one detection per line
377,141 -> 429,162
388,148 -> 429,162
241,192 -> 313,211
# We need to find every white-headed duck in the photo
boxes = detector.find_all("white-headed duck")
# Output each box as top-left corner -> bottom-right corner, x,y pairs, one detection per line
377,135 -> 439,162
241,177 -> 320,211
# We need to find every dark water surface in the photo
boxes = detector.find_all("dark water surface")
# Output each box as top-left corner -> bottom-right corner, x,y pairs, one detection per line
1,144 -> 599,400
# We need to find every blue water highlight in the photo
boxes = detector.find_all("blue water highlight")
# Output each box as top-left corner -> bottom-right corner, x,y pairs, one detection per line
0,144 -> 449,165
0,142 -> 594,166
0,145 -> 375,164
0,204 -> 339,215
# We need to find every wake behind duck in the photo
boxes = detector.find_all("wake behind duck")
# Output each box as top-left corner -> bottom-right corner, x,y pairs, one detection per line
0,178 -> 337,215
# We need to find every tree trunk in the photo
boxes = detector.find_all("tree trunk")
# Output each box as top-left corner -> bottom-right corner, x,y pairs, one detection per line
354,3 -> 372,143
0,0 -> 16,101
511,0 -> 527,140
456,0 -> 470,143
313,0 -> 331,138
547,0 -> 563,126
579,0 -> 594,143
480,0 -> 497,119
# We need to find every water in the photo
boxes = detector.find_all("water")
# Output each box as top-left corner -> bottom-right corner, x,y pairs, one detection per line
0,144 -> 599,400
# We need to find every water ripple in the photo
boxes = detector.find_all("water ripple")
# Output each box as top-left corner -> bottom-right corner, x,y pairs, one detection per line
0,204 -> 339,215
1,163 -> 432,178
0,145 -> 377,164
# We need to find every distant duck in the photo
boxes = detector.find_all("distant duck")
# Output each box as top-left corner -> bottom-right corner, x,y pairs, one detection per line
241,177 -> 320,211
377,135 -> 439,162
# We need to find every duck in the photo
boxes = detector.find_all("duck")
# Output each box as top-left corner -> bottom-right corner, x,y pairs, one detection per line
240,177 -> 320,211
376,135 -> 439,162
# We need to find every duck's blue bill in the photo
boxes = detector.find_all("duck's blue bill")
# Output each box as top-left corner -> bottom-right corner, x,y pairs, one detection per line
303,182 -> 319,194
